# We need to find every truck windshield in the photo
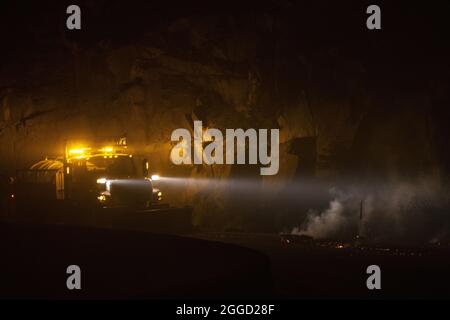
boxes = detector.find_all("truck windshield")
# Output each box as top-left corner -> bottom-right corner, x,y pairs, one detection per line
85,156 -> 136,178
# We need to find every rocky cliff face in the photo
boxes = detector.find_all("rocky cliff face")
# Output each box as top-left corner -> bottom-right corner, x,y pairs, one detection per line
1,1 -> 449,234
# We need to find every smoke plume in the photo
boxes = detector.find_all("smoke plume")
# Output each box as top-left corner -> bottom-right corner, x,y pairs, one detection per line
293,179 -> 450,244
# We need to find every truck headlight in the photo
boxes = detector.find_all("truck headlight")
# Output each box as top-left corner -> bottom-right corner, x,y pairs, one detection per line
97,191 -> 110,203
152,188 -> 162,201
97,178 -> 111,191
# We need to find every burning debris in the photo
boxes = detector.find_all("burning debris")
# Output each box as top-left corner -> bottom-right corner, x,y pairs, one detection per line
280,233 -> 351,250
280,234 -> 314,245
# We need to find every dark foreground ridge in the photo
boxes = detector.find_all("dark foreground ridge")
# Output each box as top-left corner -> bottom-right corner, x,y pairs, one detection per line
0,222 -> 273,299
2,222 -> 450,300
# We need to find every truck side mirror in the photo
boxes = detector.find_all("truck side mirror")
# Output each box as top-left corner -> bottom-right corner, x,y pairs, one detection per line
143,159 -> 149,177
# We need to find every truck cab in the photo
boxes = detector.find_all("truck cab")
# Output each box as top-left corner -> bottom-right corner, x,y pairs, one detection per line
64,140 -> 160,209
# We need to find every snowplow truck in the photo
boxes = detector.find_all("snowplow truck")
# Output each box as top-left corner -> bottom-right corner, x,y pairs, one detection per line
11,137 -> 192,233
